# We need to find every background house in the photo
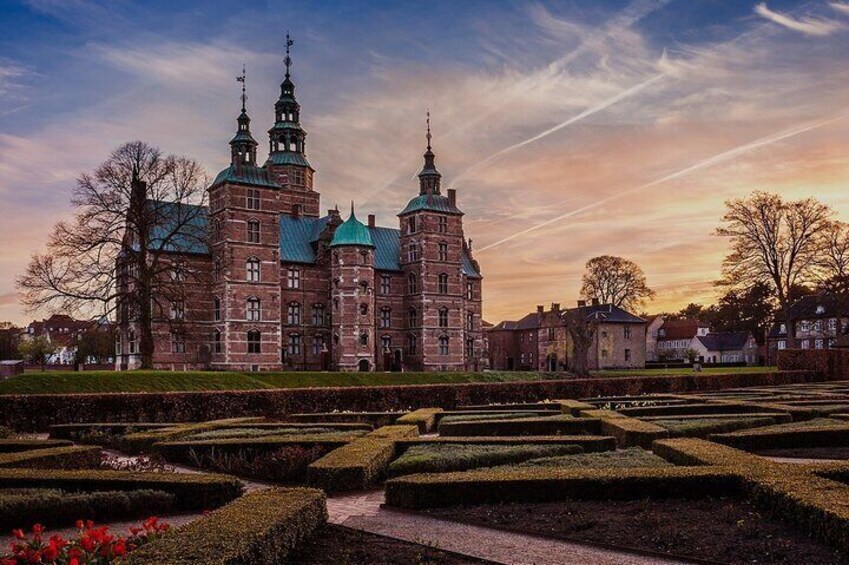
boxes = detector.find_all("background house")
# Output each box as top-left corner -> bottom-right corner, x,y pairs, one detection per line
656,319 -> 710,361
766,293 -> 849,365
644,315 -> 665,362
692,331 -> 758,365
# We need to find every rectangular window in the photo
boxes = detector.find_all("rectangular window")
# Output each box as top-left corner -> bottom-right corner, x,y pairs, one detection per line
439,309 -> 449,328
624,326 -> 632,339
288,334 -> 301,356
815,339 -> 824,350
801,321 -> 811,332
466,282 -> 473,300
465,339 -> 474,359
171,333 -> 185,354
170,300 -> 185,320
247,221 -> 260,243
438,216 -> 447,233
625,348 -> 631,361
292,170 -> 304,186
380,275 -> 391,295
381,335 -> 391,351
288,268 -> 300,289
247,260 -> 260,282
381,308 -> 391,328
247,299 -> 261,322
408,334 -> 417,355
312,335 -> 324,355
408,217 -> 416,234
312,304 -> 325,326
247,189 -> 260,210
288,303 -> 301,325
248,331 -> 261,353
439,336 -> 449,356
777,340 -> 786,350
408,242 -> 420,262
213,331 -> 222,354
547,327 -> 554,340
439,242 -> 448,261
601,349 -> 608,358
814,320 -> 823,331
467,312 -> 474,331
829,318 -> 838,333
213,297 -> 221,321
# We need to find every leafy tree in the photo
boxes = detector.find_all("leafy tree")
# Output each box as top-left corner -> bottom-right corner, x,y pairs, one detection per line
715,191 -> 834,345
18,336 -> 56,371
74,325 -> 116,364
579,255 -> 655,312
709,282 -> 775,345
17,142 -> 209,369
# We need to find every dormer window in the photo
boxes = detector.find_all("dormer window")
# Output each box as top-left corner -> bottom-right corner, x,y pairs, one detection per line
816,305 -> 826,315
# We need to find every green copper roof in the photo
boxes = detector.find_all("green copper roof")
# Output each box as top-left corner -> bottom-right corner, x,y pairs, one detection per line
229,130 -> 258,144
210,164 -> 278,189
267,151 -> 312,169
331,209 -> 375,248
399,193 -> 463,216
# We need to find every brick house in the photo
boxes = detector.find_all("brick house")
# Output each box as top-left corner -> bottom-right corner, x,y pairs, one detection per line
115,44 -> 483,372
487,300 -> 646,372
766,293 -> 849,365
23,314 -> 109,365
644,314 -> 665,362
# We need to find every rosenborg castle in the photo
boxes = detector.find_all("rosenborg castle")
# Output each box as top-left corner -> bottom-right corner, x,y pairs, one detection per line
115,46 -> 484,372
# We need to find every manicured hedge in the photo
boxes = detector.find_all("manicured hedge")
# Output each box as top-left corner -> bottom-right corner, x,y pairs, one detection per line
577,409 -> 668,449
557,399 -> 595,415
617,402 -> 780,417
290,412 -> 408,428
120,417 -> 266,454
0,369 -> 819,432
709,421 -> 849,451
396,408 -> 443,433
387,443 -> 584,477
0,468 -> 242,511
395,435 -> 617,454
306,425 -> 419,492
0,445 -> 102,470
0,439 -> 73,453
438,415 -> 600,437
125,488 -> 327,565
0,488 -> 174,529
653,437 -> 849,552
385,466 -> 739,509
154,432 -> 362,462
49,422 -> 178,440
457,402 -> 562,412
654,416 -> 779,438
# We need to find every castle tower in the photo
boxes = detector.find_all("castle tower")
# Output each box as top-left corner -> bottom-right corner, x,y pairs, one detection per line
208,67 -> 282,371
330,206 -> 377,371
398,114 -> 466,370
266,34 -> 320,217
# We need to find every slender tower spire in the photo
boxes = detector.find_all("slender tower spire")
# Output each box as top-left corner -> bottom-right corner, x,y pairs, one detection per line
284,32 -> 293,80
418,109 -> 441,195
230,64 -> 258,167
268,32 -> 311,168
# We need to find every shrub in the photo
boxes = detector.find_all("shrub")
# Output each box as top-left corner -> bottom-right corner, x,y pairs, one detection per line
385,466 -> 739,509
290,412 -> 408,428
438,415 -> 599,437
0,446 -> 102,470
395,435 -> 617,453
501,446 -> 674,470
307,439 -> 395,493
124,488 -> 327,565
0,439 -> 73,453
396,408 -> 443,433
437,412 -> 546,425
364,425 -> 420,439
49,423 -> 177,441
185,427 -> 353,441
579,409 -> 668,449
120,418 -> 266,454
186,444 -> 330,482
0,488 -> 175,529
0,468 -> 242,511
387,444 -> 583,477
654,416 -> 779,438
557,399 -> 595,415
709,418 -> 849,451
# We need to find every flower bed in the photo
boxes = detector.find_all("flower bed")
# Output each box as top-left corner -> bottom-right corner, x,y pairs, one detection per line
387,443 -> 583,477
124,488 -> 327,565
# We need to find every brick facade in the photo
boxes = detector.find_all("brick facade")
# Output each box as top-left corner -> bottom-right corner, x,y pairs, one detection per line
116,51 -> 483,372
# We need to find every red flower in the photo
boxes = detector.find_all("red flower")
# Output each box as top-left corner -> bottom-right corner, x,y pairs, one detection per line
11,530 -> 24,541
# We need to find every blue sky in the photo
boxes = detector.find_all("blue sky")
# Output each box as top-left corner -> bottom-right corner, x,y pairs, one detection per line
1,0 -> 848,324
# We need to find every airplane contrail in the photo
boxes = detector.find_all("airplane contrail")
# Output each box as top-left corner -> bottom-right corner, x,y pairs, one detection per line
476,110 -> 849,254
453,73 -> 668,184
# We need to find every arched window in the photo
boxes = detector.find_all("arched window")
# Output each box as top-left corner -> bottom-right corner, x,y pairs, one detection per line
247,330 -> 261,353
247,297 -> 261,322
312,304 -> 325,326
438,273 -> 449,295
408,307 -> 418,329
128,331 -> 136,355
408,334 -> 418,355
246,258 -> 260,282
360,333 -> 369,346
247,219 -> 260,243
213,297 -> 221,321
438,307 -> 448,328
360,303 -> 369,316
380,308 -> 391,328
213,329 -> 222,353
287,302 -> 301,325
408,273 -> 418,294
438,335 -> 449,356
359,280 -> 369,293
438,242 -> 448,262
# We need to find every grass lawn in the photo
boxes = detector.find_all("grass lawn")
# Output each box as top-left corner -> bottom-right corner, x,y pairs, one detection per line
593,366 -> 775,377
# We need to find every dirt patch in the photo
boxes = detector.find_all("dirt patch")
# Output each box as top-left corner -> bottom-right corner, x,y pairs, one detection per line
291,524 -> 494,564
756,446 -> 849,460
425,497 -> 848,565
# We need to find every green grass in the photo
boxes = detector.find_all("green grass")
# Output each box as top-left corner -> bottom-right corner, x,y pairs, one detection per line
593,366 -> 775,377
0,370 -> 564,395
491,446 -> 674,470
387,443 -> 583,477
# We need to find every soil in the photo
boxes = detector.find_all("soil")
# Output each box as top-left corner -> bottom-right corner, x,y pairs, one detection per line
425,497 -> 849,565
291,524 -> 495,565
756,446 -> 849,460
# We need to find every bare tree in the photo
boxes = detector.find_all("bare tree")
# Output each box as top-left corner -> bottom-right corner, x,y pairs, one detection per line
17,141 -> 209,369
580,255 -> 655,311
563,307 -> 598,377
714,191 -> 834,345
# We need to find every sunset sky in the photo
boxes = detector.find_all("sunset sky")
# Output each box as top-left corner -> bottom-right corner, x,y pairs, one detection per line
1,0 -> 848,325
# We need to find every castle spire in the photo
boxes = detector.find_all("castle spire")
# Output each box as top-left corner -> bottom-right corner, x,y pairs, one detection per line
230,65 -> 258,167
284,32 -> 293,80
267,33 -> 311,169
418,110 -> 441,195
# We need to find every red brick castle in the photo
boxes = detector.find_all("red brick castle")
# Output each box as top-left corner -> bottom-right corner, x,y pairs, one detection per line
116,40 -> 483,372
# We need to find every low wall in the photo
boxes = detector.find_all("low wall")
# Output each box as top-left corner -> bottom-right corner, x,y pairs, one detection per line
778,349 -> 849,378
0,369 -> 827,432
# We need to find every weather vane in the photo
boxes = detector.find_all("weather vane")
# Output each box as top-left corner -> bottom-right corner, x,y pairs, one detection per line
426,108 -> 432,150
236,64 -> 246,112
285,32 -> 294,78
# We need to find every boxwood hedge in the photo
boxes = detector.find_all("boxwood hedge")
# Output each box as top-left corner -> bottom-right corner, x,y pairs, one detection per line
438,415 -> 600,437
0,445 -> 102,470
125,488 -> 327,565
394,435 -> 617,454
709,419 -> 849,451
396,408 -> 443,433
0,439 -> 73,453
578,409 -> 668,449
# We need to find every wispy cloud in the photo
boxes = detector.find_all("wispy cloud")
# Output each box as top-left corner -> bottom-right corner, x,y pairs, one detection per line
754,2 -> 844,36
831,2 -> 849,16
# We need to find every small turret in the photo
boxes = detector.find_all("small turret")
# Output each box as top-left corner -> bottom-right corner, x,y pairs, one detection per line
418,110 -> 442,195
331,204 -> 375,248
230,65 -> 258,168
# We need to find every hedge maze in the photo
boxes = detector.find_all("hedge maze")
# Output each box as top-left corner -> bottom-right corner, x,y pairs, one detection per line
4,380 -> 849,562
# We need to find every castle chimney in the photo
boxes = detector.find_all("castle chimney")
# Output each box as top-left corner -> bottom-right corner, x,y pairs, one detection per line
551,303 -> 560,313
448,189 -> 457,207
577,300 -> 587,307
537,305 -> 544,314
368,214 -> 375,229
591,298 -> 600,306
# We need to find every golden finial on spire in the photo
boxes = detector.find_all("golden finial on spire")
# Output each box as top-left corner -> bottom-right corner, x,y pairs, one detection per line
426,109 -> 432,151
236,64 -> 246,112
285,32 -> 294,79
